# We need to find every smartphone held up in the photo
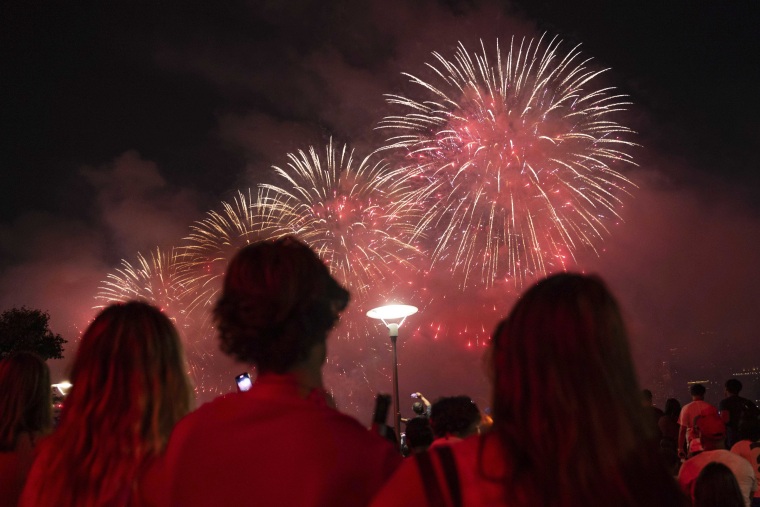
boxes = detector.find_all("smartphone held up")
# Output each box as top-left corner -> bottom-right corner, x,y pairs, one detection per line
235,372 -> 252,392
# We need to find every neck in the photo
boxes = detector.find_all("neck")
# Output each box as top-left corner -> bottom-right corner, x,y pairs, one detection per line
286,360 -> 324,399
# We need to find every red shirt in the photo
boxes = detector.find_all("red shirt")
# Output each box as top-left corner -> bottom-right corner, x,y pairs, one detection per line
162,374 -> 401,507
0,433 -> 37,507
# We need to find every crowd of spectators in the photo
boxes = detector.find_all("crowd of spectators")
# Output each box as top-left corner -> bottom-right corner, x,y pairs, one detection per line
645,379 -> 760,507
1,236 -> 758,506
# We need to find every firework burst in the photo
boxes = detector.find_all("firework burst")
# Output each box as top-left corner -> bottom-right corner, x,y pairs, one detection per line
96,246 -> 196,321
379,35 -> 636,289
182,189 -> 288,311
258,139 -> 422,298
96,247 -> 230,398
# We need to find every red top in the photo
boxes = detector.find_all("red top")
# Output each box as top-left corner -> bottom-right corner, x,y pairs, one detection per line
162,373 -> 401,507
0,433 -> 37,507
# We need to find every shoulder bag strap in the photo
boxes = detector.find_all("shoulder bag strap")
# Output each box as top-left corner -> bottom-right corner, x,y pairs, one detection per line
416,451 -> 447,507
435,445 -> 462,507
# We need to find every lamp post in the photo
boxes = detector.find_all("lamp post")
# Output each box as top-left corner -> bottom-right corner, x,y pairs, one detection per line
52,381 -> 72,396
367,304 -> 418,446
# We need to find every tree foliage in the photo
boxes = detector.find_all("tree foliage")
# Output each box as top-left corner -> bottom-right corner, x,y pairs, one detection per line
0,307 -> 67,360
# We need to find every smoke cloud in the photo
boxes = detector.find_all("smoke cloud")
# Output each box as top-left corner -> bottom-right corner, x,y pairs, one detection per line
1,0 -> 758,422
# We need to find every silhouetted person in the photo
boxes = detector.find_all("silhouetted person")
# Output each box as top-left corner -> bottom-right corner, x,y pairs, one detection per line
20,302 -> 193,506
411,392 -> 432,418
720,379 -> 758,449
659,446 -> 681,478
659,398 -> 682,449
643,388 -> 665,438
0,352 -> 51,506
371,273 -> 687,507
404,417 -> 434,455
678,413 -> 757,507
162,237 -> 401,506
428,395 -> 481,448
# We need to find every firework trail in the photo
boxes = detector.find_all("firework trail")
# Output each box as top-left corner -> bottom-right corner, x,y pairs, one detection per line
96,247 -> 232,399
258,139 -> 422,299
379,35 -> 636,289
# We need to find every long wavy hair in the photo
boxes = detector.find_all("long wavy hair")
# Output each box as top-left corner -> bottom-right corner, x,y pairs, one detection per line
0,352 -> 51,451
487,273 -> 683,506
25,301 -> 192,507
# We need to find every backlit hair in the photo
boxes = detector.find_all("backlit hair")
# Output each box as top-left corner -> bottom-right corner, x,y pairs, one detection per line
214,236 -> 349,373
24,301 -> 192,506
0,352 -> 51,451
693,462 -> 745,507
487,273 -> 681,506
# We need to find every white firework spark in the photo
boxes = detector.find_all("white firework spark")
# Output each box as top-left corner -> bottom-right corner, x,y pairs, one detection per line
258,139 -> 422,298
182,188 -> 288,311
96,247 -> 225,397
96,246 -> 195,320
379,35 -> 636,288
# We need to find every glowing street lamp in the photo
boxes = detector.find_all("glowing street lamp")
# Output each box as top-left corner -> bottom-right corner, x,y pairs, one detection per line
52,381 -> 73,396
367,304 -> 418,445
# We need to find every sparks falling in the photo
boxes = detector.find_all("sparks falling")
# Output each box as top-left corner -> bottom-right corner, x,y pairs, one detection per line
95,247 -> 227,398
379,35 -> 636,289
96,246 -> 195,318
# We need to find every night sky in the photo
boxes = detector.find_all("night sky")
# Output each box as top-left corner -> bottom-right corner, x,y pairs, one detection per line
2,0 -> 759,422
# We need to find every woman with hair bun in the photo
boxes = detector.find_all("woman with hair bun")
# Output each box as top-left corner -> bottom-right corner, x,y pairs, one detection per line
371,273 -> 687,507
20,301 -> 193,507
0,352 -> 52,506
